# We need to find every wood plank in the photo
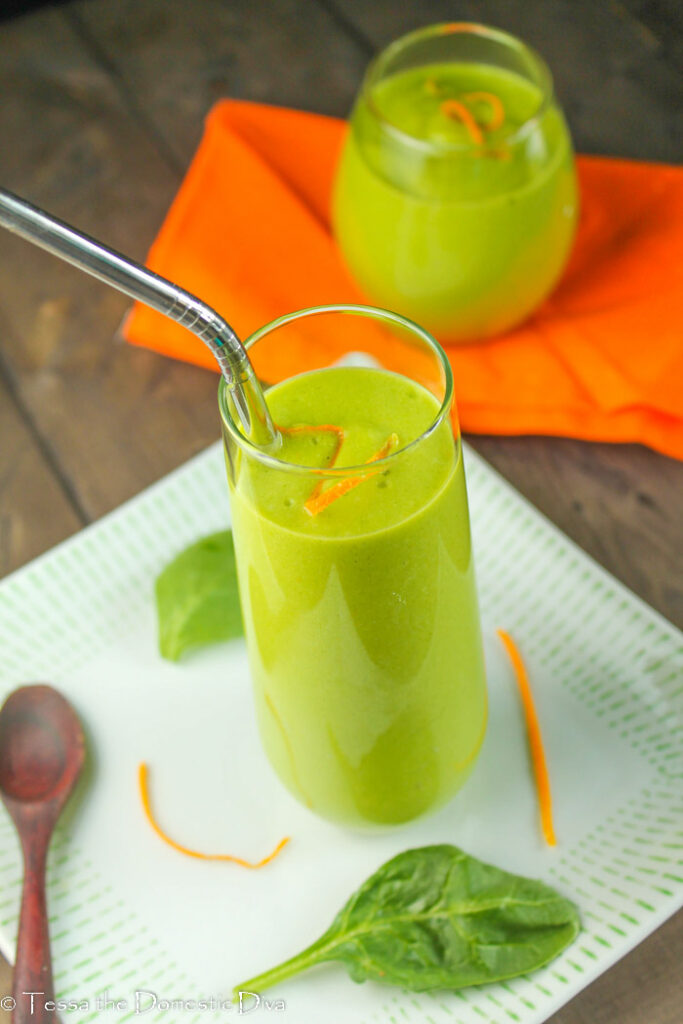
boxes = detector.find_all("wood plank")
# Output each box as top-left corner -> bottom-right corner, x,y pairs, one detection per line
557,910 -> 682,1024
618,0 -> 683,70
69,0 -> 368,168
0,0 -> 370,523
0,375 -> 82,576
0,957 -> 8,1010
0,5 -> 220,518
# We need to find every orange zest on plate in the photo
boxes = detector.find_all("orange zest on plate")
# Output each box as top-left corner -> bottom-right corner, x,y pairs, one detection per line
138,763 -> 291,868
304,432 -> 399,517
496,630 -> 557,847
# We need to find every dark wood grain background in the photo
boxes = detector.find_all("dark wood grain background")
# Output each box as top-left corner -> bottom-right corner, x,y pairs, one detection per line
0,1 -> 681,1020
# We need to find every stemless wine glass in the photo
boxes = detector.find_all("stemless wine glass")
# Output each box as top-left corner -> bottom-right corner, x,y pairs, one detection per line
219,305 -> 487,828
333,23 -> 578,342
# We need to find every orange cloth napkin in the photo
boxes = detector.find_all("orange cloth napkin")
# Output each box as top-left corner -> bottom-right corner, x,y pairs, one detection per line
124,101 -> 683,460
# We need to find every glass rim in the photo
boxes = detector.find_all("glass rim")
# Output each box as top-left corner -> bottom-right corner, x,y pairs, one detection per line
218,303 -> 455,477
361,21 -> 555,154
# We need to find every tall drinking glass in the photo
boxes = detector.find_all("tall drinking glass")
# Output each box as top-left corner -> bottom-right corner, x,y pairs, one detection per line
219,305 -> 487,827
333,23 -> 578,342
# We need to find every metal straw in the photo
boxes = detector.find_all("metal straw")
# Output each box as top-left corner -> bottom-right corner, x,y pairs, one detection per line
0,188 -> 279,448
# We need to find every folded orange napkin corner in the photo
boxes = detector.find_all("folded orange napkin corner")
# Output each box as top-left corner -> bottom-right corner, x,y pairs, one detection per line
124,100 -> 683,460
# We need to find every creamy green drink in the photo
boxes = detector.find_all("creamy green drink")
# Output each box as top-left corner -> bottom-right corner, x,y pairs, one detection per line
220,307 -> 487,828
333,24 -> 578,341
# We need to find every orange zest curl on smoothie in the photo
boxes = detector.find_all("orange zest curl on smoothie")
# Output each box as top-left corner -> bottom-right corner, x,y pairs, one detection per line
304,433 -> 399,517
440,90 -> 506,151
496,631 -> 557,847
138,763 -> 291,868
278,422 -> 344,445
277,423 -> 345,503
462,91 -> 505,131
439,99 -> 485,146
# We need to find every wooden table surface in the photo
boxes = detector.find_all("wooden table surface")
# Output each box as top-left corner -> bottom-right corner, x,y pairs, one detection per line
0,0 -> 681,1020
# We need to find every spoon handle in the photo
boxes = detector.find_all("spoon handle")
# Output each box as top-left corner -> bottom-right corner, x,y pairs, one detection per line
13,835 -> 54,1024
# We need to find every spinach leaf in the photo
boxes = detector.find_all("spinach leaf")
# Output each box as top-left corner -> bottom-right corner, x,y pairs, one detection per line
234,845 -> 580,995
155,530 -> 243,661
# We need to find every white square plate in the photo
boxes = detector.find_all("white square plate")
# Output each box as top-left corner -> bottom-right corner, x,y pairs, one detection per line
0,442 -> 680,1024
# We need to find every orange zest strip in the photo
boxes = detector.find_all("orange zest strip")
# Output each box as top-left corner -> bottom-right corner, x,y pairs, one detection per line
496,630 -> 557,847
277,422 -> 345,460
138,763 -> 290,868
304,433 -> 399,517
305,475 -> 368,517
278,423 -> 343,442
363,432 -> 399,465
439,99 -> 484,146
462,91 -> 505,131
277,422 -> 345,504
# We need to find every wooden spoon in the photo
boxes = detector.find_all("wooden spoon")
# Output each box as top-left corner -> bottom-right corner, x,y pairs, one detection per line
0,685 -> 85,1024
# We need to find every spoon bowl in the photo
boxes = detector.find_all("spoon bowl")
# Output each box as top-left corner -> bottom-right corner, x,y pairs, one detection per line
0,685 -> 84,809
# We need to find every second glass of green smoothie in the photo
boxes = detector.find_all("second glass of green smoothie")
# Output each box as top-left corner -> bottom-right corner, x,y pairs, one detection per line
333,23 -> 578,342
219,305 -> 487,828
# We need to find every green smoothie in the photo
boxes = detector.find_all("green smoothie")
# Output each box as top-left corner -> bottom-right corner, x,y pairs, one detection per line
333,61 -> 578,340
224,366 -> 487,827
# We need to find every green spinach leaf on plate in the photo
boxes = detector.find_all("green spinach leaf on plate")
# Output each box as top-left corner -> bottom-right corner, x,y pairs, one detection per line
234,844 -> 580,995
155,530 -> 243,661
